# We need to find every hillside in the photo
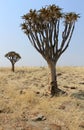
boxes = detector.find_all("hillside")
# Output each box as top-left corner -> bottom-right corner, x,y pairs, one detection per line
0,67 -> 84,130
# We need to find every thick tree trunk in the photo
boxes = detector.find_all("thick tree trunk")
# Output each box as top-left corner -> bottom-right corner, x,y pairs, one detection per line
48,62 -> 58,96
11,63 -> 15,72
48,61 -> 65,96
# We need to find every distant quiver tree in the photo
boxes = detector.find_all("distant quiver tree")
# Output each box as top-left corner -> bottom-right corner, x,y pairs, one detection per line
5,51 -> 21,72
21,4 -> 79,96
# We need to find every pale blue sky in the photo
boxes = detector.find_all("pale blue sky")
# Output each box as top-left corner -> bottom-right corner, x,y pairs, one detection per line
0,0 -> 84,67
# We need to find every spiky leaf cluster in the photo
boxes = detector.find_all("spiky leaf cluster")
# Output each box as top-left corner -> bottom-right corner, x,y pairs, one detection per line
21,4 -> 79,63
21,5 -> 63,33
64,12 -> 80,23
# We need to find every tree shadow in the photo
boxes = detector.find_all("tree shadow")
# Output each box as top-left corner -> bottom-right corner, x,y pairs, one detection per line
71,91 -> 84,100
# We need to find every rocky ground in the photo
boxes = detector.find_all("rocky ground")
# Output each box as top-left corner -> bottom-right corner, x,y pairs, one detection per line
0,67 -> 84,130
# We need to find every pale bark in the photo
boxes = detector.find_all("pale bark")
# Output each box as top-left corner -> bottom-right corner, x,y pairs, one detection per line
48,62 -> 56,84
48,62 -> 58,96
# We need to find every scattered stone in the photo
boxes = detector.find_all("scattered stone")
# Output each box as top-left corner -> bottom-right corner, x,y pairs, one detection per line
58,101 -> 75,111
0,107 -> 12,113
0,109 -> 3,113
20,90 -> 23,94
63,86 -> 76,89
59,105 -> 66,110
20,89 -> 26,94
79,122 -> 84,128
70,87 -> 76,89
32,114 -> 46,121
79,82 -> 84,85
63,86 -> 69,88
44,93 -> 49,97
57,73 -> 62,76
21,111 -> 28,121
40,84 -> 45,87
36,91 -> 40,94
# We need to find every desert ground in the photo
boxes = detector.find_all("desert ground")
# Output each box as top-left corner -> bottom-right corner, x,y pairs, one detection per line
0,66 -> 84,130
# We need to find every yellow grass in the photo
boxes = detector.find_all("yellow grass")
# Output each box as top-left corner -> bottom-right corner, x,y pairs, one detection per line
0,66 -> 84,130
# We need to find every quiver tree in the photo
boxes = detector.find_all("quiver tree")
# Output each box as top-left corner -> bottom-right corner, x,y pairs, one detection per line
21,4 -> 79,96
5,51 -> 21,72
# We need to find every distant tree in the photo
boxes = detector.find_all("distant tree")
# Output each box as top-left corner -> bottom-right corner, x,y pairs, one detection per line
5,51 -> 21,72
21,5 -> 79,96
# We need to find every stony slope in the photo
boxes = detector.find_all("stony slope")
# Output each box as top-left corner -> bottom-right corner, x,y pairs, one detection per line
0,67 -> 84,130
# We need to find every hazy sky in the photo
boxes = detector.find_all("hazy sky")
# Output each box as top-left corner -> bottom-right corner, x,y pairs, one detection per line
0,0 -> 84,67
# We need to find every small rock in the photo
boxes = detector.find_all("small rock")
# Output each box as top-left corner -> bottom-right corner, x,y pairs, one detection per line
0,110 -> 3,113
32,114 -> 46,121
36,91 -> 40,94
40,84 -> 45,87
79,122 -> 84,128
20,89 -> 26,94
57,73 -> 62,76
21,111 -> 28,121
70,87 -> 76,89
59,105 -> 65,110
0,107 -> 12,113
79,82 -> 84,85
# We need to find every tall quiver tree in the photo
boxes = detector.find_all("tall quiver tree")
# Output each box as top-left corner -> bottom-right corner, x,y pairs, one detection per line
5,51 -> 21,72
21,5 -> 79,96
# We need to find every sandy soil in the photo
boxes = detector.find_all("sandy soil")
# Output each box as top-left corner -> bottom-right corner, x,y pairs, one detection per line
0,66 -> 84,130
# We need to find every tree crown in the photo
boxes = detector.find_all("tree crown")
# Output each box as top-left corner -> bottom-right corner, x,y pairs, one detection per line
21,4 -> 79,34
21,5 -> 80,63
5,51 -> 21,64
